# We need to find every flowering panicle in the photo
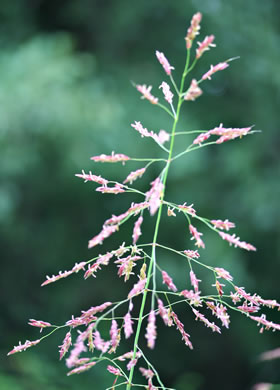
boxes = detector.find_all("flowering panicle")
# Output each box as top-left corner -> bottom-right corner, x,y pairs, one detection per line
155,51 -> 174,75
185,12 -> 202,49
9,12 -> 278,390
136,84 -> 158,104
196,35 -> 216,59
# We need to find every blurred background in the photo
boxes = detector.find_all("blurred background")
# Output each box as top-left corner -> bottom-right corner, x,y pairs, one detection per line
1,0 -> 280,389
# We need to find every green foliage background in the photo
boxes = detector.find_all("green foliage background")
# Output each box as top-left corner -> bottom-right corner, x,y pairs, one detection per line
1,1 -> 279,389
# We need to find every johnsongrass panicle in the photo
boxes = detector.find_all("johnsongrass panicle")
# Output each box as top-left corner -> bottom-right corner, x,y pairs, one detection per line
10,12 -> 279,390
155,51 -> 174,75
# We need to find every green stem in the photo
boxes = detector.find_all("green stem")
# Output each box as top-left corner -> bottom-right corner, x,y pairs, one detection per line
126,50 -> 191,390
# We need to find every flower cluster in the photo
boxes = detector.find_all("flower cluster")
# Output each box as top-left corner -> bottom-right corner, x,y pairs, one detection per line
8,12 -> 278,390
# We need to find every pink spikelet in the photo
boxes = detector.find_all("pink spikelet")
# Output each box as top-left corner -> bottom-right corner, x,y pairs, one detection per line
66,331 -> 87,368
219,231 -> 256,251
192,308 -> 221,333
75,170 -> 108,186
124,312 -> 134,339
185,12 -> 202,49
171,312 -> 193,350
145,177 -> 164,216
7,339 -> 41,356
189,270 -> 201,293
88,225 -> 118,249
67,361 -> 96,376
157,299 -> 172,326
123,167 -> 146,185
136,84 -> 158,104
41,269 -> 73,287
196,35 -> 216,59
202,62 -> 229,80
132,215 -> 143,245
128,277 -> 147,299
184,79 -> 203,101
189,224 -> 205,249
155,51 -> 174,75
107,365 -> 122,376
155,129 -> 170,145
145,310 -> 157,349
93,330 -> 110,353
91,152 -> 130,163
162,270 -> 178,292
211,219 -> 235,231
59,331 -> 72,360
215,267 -> 233,281
184,250 -> 200,259
28,319 -> 52,332
109,320 -> 120,352
159,81 -> 174,105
